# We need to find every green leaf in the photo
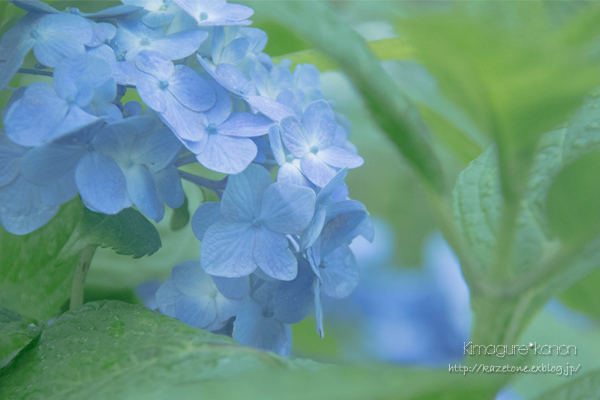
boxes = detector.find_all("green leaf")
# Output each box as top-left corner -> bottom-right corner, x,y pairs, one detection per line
77,207 -> 161,259
242,0 -> 445,193
0,300 -> 504,400
534,368 -> 600,399
0,307 -> 43,368
169,194 -> 190,232
400,3 -> 600,189
560,267 -> 600,323
272,38 -> 413,71
454,92 -> 600,343
0,199 -> 161,320
546,150 -> 600,243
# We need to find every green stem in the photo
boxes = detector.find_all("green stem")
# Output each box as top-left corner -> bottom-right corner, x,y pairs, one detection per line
70,246 -> 97,311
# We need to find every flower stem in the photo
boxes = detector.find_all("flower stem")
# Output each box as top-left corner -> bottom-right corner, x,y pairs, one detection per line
69,246 -> 97,311
178,170 -> 227,198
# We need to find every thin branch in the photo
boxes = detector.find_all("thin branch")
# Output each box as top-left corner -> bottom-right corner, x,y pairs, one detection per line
175,154 -> 197,167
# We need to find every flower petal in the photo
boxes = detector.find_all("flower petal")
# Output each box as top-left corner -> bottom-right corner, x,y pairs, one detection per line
168,65 -> 216,112
75,152 -> 126,214
201,220 -> 256,277
320,245 -> 359,299
232,300 -> 291,356
301,100 -> 336,149
191,201 -> 222,241
301,152 -> 337,187
253,227 -> 297,281
260,182 -> 315,234
125,163 -> 163,222
196,134 -> 257,174
318,146 -> 364,169
220,163 -> 270,222
218,112 -> 274,137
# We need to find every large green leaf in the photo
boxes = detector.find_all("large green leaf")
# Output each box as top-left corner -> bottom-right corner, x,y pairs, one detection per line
0,199 -> 160,320
534,368 -> 600,399
0,307 -> 43,368
0,301 -> 504,400
400,3 -> 600,174
454,93 -> 600,343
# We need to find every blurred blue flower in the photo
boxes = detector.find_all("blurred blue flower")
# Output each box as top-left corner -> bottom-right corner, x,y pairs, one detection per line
193,164 -> 316,280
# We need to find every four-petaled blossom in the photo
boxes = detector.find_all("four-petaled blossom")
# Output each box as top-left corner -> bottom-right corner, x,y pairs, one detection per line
280,100 -> 364,187
173,0 -> 253,26
194,164 -> 316,280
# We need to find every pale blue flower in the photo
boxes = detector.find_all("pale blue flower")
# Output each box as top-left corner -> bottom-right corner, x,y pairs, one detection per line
4,54 -> 118,147
280,100 -> 364,187
173,0 -> 253,27
194,164 -> 316,280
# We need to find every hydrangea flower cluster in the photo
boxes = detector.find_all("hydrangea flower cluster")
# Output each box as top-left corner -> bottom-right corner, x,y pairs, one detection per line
0,0 -> 372,355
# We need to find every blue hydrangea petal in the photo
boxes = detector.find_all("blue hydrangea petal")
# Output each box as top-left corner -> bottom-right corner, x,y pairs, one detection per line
318,146 -> 364,169
276,161 -> 313,188
142,11 -> 176,28
267,126 -> 286,165
79,5 -> 143,19
135,50 -> 174,81
123,100 -> 143,117
301,100 -> 336,149
0,40 -> 34,91
232,300 -> 291,356
240,27 -> 267,54
252,258 -> 314,324
211,275 -> 250,300
245,95 -> 295,122
300,207 -> 326,250
200,220 -> 257,277
293,64 -> 321,91
276,89 -> 302,118
19,137 -> 86,186
219,37 -> 249,65
53,54 -> 114,105
87,22 -> 117,47
125,163 -> 163,222
320,245 -> 359,299
176,295 -> 217,329
196,134 -> 257,174
174,0 -> 253,26
92,118 -> 141,160
92,102 -> 122,123
301,152 -> 337,187
172,260 -> 215,297
160,96 -> 205,141
75,152 -> 127,215
132,126 -> 181,171
220,163 -> 271,222
0,176 -> 59,235
253,227 -> 297,281
191,201 -> 222,241
151,29 -> 208,60
316,167 -> 348,206
8,0 -> 60,13
135,74 -> 167,112
0,132 -> 27,187
4,82 -> 69,147
155,277 -> 178,316
218,112 -> 274,137
40,173 -> 78,206
153,165 -> 184,209
259,182 -> 315,234
279,116 -> 310,158
203,81 -> 233,126
168,65 -> 216,112
33,14 -> 92,67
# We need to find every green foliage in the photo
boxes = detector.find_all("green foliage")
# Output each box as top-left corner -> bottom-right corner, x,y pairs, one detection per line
0,199 -> 160,320
547,150 -> 600,243
400,3 -> 600,190
0,301 -> 503,400
169,194 -> 190,232
560,268 -> 600,323
0,307 -> 43,368
534,368 -> 600,399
